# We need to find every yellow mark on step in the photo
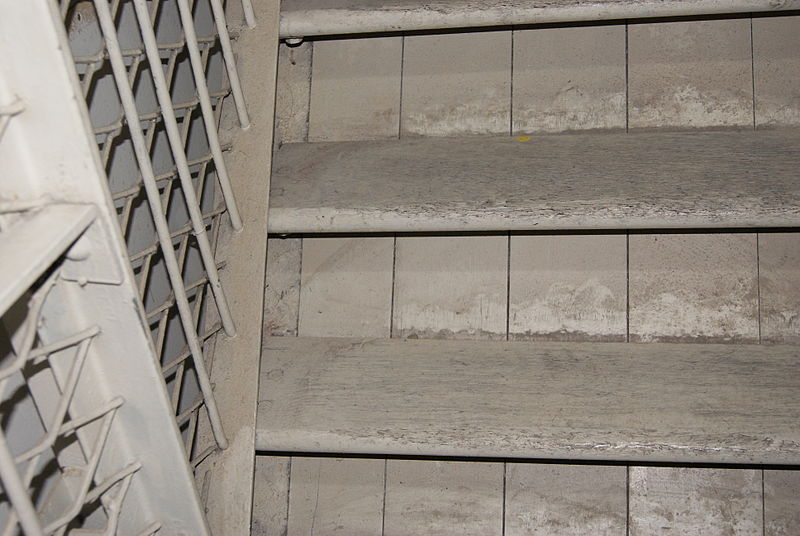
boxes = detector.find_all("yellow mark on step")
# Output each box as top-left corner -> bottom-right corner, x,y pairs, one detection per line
516,136 -> 532,142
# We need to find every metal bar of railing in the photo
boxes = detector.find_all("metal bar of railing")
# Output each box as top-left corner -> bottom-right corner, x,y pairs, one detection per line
29,326 -> 100,363
0,273 -> 57,380
131,0 -> 236,338
71,33 -> 222,67
93,469 -> 136,534
16,335 -> 94,463
161,323 -> 221,374
241,0 -> 256,28
0,432 -> 43,536
92,0 -> 228,450
42,401 -> 120,534
210,0 -> 250,128
176,0 -> 243,230
84,461 -> 141,505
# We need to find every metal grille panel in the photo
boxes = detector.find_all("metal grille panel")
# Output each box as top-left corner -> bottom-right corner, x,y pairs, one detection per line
60,0 -> 251,461
0,250 -> 133,535
1,0 -> 216,531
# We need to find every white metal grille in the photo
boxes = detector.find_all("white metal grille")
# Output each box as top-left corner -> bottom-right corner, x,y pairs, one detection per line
0,248 -> 133,535
60,0 -> 253,461
1,0 -> 214,531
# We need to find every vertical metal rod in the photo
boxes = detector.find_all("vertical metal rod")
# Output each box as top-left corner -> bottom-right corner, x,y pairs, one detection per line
92,0 -> 228,450
132,0 -> 236,337
170,236 -> 192,414
241,0 -> 256,28
175,0 -> 242,230
209,0 -> 250,128
0,431 -> 44,536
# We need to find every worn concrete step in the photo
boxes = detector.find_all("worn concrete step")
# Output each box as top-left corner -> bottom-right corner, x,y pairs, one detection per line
279,0 -> 800,38
269,129 -> 800,233
257,336 -> 800,464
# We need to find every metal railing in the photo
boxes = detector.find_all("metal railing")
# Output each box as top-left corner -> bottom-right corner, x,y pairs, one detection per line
0,0 -> 216,531
60,0 -> 253,463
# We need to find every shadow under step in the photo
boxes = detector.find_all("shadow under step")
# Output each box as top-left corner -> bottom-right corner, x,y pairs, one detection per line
257,336 -> 800,464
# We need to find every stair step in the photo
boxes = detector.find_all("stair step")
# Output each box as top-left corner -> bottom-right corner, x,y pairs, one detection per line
269,129 -> 800,233
279,0 -> 800,38
257,336 -> 800,464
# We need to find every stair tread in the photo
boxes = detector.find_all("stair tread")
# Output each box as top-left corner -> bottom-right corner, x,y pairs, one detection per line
257,336 -> 800,463
279,0 -> 800,37
269,129 -> 800,233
